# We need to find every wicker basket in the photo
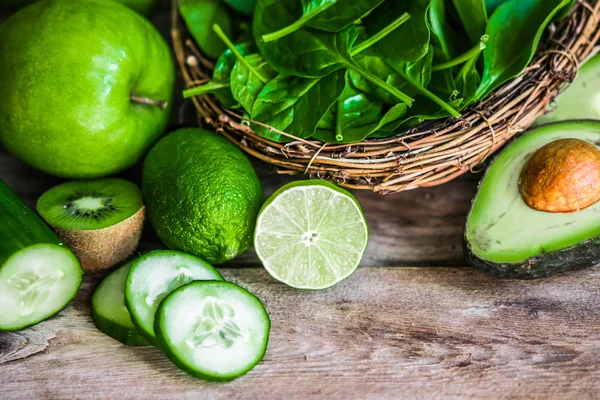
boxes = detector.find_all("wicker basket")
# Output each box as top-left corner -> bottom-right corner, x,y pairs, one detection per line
172,0 -> 600,195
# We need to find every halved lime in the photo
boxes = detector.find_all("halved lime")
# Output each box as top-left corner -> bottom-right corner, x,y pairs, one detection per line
254,180 -> 368,290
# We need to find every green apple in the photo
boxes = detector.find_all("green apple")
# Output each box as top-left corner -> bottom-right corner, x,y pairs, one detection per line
0,0 -> 157,15
0,0 -> 174,178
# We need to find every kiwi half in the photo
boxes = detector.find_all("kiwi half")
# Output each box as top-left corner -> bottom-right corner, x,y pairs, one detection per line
37,179 -> 144,272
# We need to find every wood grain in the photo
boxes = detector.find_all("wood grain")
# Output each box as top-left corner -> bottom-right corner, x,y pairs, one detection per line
1,2 -> 598,398
1,267 -> 599,399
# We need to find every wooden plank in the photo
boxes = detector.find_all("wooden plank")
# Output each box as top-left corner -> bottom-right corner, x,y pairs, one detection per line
1,267 -> 599,399
0,148 -> 479,268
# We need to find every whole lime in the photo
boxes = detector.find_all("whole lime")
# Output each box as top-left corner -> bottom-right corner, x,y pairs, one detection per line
0,0 -> 174,178
142,128 -> 264,264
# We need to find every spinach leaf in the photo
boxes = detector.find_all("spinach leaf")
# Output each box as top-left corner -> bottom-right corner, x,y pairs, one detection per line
428,0 -> 465,106
182,42 -> 257,108
350,47 -> 461,117
484,0 -> 509,16
363,0 -> 430,63
179,0 -> 233,59
260,0 -> 385,42
369,98 -> 463,138
314,103 -> 408,144
254,0 -> 414,105
317,85 -> 383,132
305,0 -> 386,32
451,0 -> 487,45
224,0 -> 257,16
429,0 -> 462,61
231,53 -> 278,112
250,70 -> 346,142
206,24 -> 277,113
454,55 -> 481,108
475,0 -> 572,100
349,50 -> 413,104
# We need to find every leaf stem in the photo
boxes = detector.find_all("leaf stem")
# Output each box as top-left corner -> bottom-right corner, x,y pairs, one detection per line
335,96 -> 344,142
347,64 -> 414,106
213,24 -> 269,84
183,81 -> 230,99
386,61 -> 461,118
262,0 -> 337,43
432,35 -> 489,71
350,13 -> 411,57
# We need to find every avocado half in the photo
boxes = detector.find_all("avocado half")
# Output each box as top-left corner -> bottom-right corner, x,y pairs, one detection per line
464,120 -> 600,279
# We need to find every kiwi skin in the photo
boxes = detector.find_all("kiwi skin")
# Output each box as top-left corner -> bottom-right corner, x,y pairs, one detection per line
50,207 -> 145,272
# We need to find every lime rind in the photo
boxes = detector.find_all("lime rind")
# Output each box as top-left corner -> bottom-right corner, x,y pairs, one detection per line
254,180 -> 368,290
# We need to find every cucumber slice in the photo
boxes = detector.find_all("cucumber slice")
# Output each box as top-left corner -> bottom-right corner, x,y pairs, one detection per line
155,281 -> 270,381
0,244 -> 82,331
125,250 -> 223,344
91,262 -> 148,346
0,180 -> 82,331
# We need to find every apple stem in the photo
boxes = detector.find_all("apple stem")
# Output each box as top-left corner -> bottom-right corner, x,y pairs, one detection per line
130,95 -> 168,110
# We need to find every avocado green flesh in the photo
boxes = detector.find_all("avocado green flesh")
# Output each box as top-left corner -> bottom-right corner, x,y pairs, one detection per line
467,121 -> 600,263
535,54 -> 600,125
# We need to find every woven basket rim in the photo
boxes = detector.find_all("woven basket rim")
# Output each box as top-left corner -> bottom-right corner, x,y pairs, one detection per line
172,0 -> 600,195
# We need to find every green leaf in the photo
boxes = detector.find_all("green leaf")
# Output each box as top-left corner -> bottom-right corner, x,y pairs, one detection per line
182,42 -> 256,108
350,48 -> 461,117
363,0 -> 431,63
231,53 -> 278,113
305,0 -> 386,32
179,0 -> 233,59
316,81 -> 383,140
455,56 -> 482,109
429,0 -> 463,62
475,0 -> 572,101
250,70 -> 346,142
224,0 -> 257,16
349,50 -> 415,105
484,0 -> 509,16
314,103 -> 408,144
254,0 -> 355,77
260,0 -> 386,42
253,0 -> 413,105
369,98 -> 463,138
451,0 -> 487,45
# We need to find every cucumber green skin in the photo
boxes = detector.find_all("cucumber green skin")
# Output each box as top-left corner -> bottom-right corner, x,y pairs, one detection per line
125,250 -> 224,346
91,265 -> 149,346
255,179 -> 368,290
91,307 -> 149,346
0,180 -> 83,331
154,281 -> 270,382
463,122 -> 600,279
0,180 -> 62,265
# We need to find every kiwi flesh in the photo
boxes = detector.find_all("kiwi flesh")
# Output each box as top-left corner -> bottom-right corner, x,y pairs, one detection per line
37,179 -> 144,272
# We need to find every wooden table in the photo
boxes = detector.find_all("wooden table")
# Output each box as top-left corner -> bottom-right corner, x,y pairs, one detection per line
1,3 -> 600,399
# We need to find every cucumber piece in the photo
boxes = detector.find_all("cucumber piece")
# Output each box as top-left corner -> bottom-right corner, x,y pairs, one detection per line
0,180 -> 82,331
91,262 -> 148,346
155,281 -> 270,381
125,250 -> 223,344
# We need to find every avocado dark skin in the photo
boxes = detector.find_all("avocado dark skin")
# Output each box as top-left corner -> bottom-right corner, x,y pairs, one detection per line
464,233 -> 600,279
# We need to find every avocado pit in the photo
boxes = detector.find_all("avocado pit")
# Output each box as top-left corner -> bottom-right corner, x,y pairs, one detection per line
519,138 -> 600,213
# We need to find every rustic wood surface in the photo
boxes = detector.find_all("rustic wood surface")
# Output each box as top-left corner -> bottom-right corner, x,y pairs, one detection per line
1,2 -> 599,399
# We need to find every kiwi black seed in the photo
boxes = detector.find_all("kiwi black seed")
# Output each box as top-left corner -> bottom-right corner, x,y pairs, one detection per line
37,179 -> 145,272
